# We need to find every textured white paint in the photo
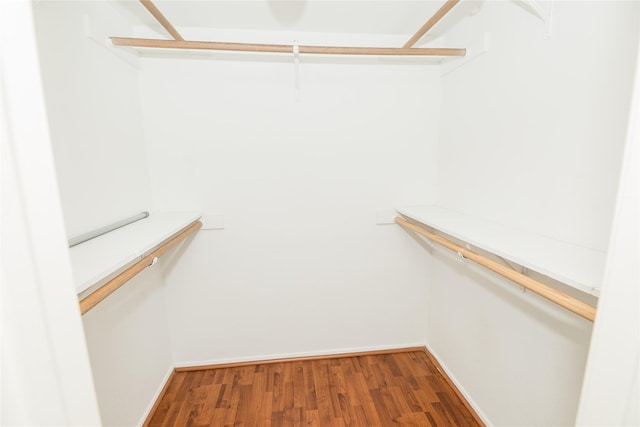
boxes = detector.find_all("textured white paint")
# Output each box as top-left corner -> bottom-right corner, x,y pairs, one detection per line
138,47 -> 439,363
429,1 -> 639,425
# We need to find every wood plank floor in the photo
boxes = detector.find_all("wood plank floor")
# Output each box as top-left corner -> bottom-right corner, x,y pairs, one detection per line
147,350 -> 481,426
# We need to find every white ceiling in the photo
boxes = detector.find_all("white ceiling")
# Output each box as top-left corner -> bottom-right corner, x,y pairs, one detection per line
113,0 -> 483,39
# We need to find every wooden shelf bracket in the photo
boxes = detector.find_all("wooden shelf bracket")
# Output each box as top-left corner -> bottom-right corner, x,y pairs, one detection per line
403,0 -> 460,48
139,0 -> 184,41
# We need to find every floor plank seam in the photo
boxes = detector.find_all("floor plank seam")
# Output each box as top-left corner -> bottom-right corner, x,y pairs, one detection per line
145,349 -> 483,426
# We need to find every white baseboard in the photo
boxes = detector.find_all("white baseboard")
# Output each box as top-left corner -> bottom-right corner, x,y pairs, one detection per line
137,343 -> 490,427
425,344 -> 491,426
136,343 -> 424,425
137,365 -> 174,427
173,342 -> 427,369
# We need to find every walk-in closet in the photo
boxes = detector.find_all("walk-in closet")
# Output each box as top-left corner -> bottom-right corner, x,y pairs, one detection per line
1,0 -> 638,425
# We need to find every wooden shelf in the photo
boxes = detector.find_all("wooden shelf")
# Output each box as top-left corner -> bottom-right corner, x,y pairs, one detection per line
71,211 -> 201,300
396,206 -> 606,296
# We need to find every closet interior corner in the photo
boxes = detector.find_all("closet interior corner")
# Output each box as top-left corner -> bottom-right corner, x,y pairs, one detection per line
29,0 -> 639,425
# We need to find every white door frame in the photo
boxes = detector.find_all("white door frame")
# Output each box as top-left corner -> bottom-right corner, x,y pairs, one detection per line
1,1 -> 101,425
576,36 -> 640,426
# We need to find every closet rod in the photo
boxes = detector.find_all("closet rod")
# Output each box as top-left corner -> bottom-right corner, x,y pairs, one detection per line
79,220 -> 202,315
68,211 -> 149,248
395,217 -> 597,322
139,0 -> 184,41
110,37 -> 467,57
404,0 -> 460,48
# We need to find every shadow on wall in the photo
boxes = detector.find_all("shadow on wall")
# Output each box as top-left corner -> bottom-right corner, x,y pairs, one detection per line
432,246 -> 593,343
268,0 -> 307,27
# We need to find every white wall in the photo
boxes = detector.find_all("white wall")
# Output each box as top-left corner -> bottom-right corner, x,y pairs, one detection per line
34,0 -> 151,238
33,3 -> 173,426
139,43 -> 440,364
577,41 -> 640,426
429,1 -> 639,425
437,1 -> 638,251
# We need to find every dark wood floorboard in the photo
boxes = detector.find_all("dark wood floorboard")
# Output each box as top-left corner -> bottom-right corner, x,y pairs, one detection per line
147,351 -> 480,426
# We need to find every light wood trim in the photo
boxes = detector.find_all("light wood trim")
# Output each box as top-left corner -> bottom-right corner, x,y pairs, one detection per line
147,220 -> 202,259
79,220 -> 202,315
175,346 -> 426,372
421,346 -> 486,427
403,0 -> 460,48
395,217 -> 597,322
110,37 -> 466,57
139,0 -> 184,41
141,369 -> 176,427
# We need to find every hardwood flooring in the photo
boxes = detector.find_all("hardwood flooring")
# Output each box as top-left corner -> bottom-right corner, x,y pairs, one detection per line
146,350 -> 481,427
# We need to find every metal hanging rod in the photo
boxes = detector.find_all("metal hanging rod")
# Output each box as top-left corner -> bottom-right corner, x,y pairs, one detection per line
68,211 -> 149,248
395,216 -> 597,322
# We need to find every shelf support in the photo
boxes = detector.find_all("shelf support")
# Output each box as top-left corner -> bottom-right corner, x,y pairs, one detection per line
403,0 -> 460,48
395,216 -> 597,322
139,0 -> 184,41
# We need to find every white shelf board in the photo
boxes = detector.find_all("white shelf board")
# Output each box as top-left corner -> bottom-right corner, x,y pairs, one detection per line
70,211 -> 201,297
396,205 -> 606,296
